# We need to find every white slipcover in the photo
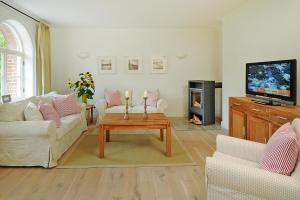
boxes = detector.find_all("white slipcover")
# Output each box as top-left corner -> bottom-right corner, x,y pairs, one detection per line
95,88 -> 168,124
205,119 -> 300,200
0,96 -> 87,168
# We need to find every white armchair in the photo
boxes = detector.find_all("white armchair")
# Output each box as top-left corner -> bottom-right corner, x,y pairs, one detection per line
95,89 -> 168,124
205,119 -> 300,200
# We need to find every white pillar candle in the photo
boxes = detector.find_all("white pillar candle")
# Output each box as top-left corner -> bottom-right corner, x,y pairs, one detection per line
143,90 -> 147,98
125,90 -> 129,98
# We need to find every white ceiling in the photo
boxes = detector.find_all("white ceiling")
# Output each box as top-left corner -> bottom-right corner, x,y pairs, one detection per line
10,0 -> 246,28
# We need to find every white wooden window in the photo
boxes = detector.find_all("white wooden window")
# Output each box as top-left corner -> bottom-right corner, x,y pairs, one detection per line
0,21 -> 29,100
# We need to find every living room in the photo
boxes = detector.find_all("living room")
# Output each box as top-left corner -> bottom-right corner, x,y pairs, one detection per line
0,0 -> 300,199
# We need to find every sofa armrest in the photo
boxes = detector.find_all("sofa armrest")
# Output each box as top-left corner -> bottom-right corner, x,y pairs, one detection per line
95,99 -> 107,125
206,157 -> 300,200
77,102 -> 86,112
0,121 -> 56,138
157,98 -> 168,112
216,135 -> 265,163
76,102 -> 88,131
95,99 -> 107,116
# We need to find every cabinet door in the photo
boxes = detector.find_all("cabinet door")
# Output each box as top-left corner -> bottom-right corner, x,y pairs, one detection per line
230,109 -> 246,139
268,122 -> 284,140
247,115 -> 268,143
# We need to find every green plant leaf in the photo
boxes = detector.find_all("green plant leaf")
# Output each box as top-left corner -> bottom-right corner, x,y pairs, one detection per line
86,89 -> 94,95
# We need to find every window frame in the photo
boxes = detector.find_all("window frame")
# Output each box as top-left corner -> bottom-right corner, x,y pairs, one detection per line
0,22 -> 26,100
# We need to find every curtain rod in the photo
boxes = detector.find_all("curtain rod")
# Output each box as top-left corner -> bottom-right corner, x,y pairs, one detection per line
0,1 -> 40,23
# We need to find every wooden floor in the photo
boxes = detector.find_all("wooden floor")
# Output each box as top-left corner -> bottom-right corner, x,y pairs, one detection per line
0,117 -> 222,200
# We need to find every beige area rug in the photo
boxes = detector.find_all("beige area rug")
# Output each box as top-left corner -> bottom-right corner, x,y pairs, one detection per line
58,130 -> 195,168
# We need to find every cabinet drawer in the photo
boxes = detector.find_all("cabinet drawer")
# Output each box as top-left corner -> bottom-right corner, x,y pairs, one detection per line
268,110 -> 297,125
247,104 -> 267,118
230,99 -> 246,111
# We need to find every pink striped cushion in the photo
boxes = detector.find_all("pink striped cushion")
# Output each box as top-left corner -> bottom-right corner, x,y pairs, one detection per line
260,123 -> 299,176
39,103 -> 61,127
53,93 -> 80,117
105,90 -> 122,107
147,90 -> 159,107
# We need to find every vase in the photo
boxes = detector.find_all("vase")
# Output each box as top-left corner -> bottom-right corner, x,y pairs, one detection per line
82,94 -> 88,104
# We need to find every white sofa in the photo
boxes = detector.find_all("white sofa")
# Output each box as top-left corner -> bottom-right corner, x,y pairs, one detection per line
0,93 -> 87,168
205,119 -> 300,200
95,89 -> 168,124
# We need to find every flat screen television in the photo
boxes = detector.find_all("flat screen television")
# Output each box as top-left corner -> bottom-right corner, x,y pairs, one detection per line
246,59 -> 297,105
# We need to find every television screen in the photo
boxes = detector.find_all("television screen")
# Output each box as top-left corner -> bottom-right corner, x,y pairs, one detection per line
247,62 -> 292,97
246,59 -> 297,104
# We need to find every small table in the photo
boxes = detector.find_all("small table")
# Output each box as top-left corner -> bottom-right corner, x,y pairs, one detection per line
86,105 -> 95,125
99,113 -> 172,158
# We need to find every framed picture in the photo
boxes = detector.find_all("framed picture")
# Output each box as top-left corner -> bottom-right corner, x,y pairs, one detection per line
1,94 -> 11,103
125,57 -> 142,73
151,56 -> 168,73
98,56 -> 116,74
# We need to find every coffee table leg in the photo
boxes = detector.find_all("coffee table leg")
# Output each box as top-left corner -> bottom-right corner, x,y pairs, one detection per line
160,129 -> 164,141
166,125 -> 172,157
99,125 -> 105,158
106,130 -> 110,142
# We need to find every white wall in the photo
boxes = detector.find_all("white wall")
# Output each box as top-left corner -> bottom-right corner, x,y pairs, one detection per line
222,0 -> 300,129
51,28 -> 221,117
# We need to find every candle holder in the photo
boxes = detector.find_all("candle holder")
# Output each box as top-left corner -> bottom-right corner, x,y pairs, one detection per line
143,97 -> 148,120
124,97 -> 129,120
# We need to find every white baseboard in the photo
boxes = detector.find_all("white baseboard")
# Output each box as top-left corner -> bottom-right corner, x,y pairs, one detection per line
221,121 -> 228,130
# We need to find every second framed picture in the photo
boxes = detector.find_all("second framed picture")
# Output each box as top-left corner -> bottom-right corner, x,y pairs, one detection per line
125,56 -> 143,73
98,56 -> 116,74
151,56 -> 168,73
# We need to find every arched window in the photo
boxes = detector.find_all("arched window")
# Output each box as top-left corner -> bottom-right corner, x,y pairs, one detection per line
0,20 -> 33,100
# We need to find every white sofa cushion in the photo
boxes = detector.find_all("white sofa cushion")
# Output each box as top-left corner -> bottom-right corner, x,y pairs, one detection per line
56,113 -> 81,140
131,88 -> 144,106
105,105 -> 129,113
33,91 -> 58,105
0,97 -> 35,122
0,103 -> 24,122
24,102 -> 43,121
35,95 -> 54,105
131,105 -> 158,113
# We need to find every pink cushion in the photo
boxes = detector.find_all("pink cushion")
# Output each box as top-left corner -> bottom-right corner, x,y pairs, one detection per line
53,93 -> 80,117
105,90 -> 122,107
260,123 -> 299,176
147,90 -> 159,107
39,103 -> 61,127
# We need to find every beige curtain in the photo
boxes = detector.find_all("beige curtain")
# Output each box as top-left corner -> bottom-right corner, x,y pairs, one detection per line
36,23 -> 51,95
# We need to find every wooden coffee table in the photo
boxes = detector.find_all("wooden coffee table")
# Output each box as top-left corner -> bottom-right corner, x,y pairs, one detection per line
99,113 -> 172,158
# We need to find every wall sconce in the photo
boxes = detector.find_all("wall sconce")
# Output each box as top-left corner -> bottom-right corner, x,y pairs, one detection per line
77,52 -> 90,59
176,53 -> 188,60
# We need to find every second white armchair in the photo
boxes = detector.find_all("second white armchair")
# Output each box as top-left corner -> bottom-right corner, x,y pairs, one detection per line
205,119 -> 300,200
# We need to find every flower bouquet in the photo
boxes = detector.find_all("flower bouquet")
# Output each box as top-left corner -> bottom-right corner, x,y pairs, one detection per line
66,72 -> 95,103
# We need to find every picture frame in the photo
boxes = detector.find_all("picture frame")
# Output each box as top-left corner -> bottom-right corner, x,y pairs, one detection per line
98,56 -> 116,74
125,56 -> 143,73
1,94 -> 11,103
151,56 -> 168,73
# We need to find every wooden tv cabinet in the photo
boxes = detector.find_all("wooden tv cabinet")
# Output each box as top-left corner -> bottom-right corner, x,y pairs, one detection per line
229,97 -> 300,143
